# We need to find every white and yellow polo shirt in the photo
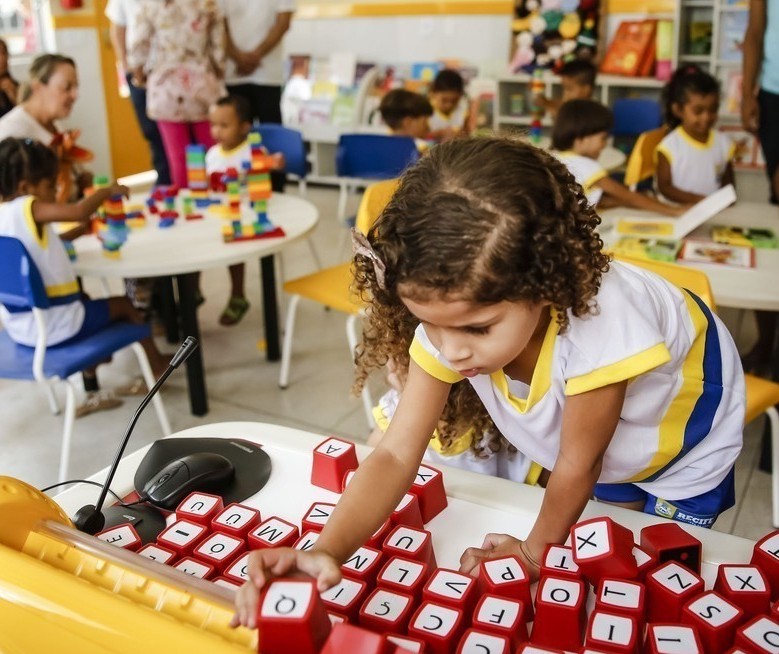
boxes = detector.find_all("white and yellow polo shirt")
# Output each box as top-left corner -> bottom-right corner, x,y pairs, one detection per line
556,151 -> 607,206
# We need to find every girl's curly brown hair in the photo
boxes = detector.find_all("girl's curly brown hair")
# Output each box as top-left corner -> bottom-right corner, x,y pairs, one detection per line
352,137 -> 610,455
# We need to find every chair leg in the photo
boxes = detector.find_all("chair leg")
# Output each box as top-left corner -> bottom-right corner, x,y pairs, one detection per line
43,381 -> 60,415
337,181 -> 349,226
59,380 -> 77,484
299,179 -> 307,197
769,406 -> 779,528
279,294 -> 301,389
346,314 -> 375,428
131,343 -> 171,436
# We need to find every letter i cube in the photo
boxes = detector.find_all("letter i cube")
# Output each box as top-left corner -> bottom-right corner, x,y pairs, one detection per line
682,590 -> 744,654
359,588 -> 415,633
137,543 -> 176,564
456,628 -> 511,654
585,610 -> 640,653
173,556 -> 216,580
530,575 -> 587,652
312,437 -> 358,492
751,531 -> 779,600
248,516 -> 299,549
391,493 -> 425,530
320,576 -> 369,622
383,525 -> 437,568
571,517 -> 637,584
175,491 -> 224,525
377,556 -> 430,601
472,594 -> 528,649
715,565 -> 771,619
385,634 -> 426,652
645,624 -> 704,654
409,464 -> 448,523
408,601 -> 466,654
302,502 -> 336,533
157,519 -> 207,557
192,531 -> 246,574
734,615 -> 779,653
320,623 -> 392,654
640,523 -> 702,574
211,502 -> 260,539
224,552 -> 251,584
96,523 -> 142,551
422,568 -> 478,614
646,561 -> 705,623
479,555 -> 534,620
258,579 -> 332,654
342,545 -> 384,585
595,578 -> 646,627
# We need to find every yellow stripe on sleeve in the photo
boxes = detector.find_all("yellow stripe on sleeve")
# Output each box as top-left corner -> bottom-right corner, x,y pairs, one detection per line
565,342 -> 672,396
23,197 -> 47,249
654,143 -> 673,165
525,462 -> 544,486
584,168 -> 607,190
409,337 -> 463,384
46,280 -> 80,298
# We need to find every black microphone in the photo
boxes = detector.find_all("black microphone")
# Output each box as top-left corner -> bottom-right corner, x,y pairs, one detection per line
73,336 -> 199,534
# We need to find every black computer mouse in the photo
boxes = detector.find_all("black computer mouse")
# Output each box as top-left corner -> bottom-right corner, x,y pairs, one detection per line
140,452 -> 236,510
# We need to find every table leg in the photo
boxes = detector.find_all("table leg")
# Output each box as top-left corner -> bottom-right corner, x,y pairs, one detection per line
260,254 -> 280,361
157,276 -> 180,345
175,272 -> 208,416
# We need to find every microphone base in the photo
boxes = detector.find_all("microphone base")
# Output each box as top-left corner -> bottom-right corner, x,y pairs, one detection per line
73,505 -> 106,535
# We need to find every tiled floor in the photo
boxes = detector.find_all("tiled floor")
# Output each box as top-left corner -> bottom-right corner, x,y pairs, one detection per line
0,185 -> 774,542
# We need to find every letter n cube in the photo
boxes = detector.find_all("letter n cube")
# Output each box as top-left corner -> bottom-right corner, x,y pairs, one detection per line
312,437 -> 358,492
530,575 -> 587,651
258,579 -> 332,654
342,545 -> 383,585
571,517 -> 637,584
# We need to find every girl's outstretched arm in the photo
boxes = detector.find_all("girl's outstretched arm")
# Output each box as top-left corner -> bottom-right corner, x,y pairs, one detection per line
32,183 -> 129,224
597,176 -> 685,217
231,361 -> 451,629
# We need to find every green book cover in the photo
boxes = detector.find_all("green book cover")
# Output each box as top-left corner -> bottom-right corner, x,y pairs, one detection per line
711,226 -> 779,249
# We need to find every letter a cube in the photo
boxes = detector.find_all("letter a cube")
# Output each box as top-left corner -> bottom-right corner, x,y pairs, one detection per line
422,568 -> 478,614
248,516 -> 299,550
640,523 -> 702,574
682,591 -> 744,654
312,437 -> 359,492
647,561 -> 705,623
211,502 -> 260,539
478,555 -> 534,621
715,565 -> 771,620
530,575 -> 587,651
409,464 -> 448,523
595,578 -> 646,627
585,610 -> 640,653
320,577 -> 369,622
96,523 -> 142,552
734,615 -> 779,653
456,628 -> 511,654
321,622 -> 392,654
408,601 -> 465,654
176,492 -> 224,525
359,588 -> 415,633
383,525 -> 437,568
472,594 -> 528,648
571,517 -> 637,584
258,579 -> 332,654
751,532 -> 779,601
645,624 -> 704,654
377,556 -> 430,601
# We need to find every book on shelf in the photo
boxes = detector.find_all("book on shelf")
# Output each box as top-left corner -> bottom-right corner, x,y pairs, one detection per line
718,10 -> 748,62
711,225 -> 779,249
616,184 -> 737,240
686,20 -> 713,56
600,19 -> 657,77
612,237 -> 682,263
679,239 -> 755,268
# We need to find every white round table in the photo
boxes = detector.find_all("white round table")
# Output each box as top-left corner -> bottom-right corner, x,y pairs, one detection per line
73,194 -> 319,416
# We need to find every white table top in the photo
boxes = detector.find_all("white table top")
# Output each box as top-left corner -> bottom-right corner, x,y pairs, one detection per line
54,421 -> 756,585
72,194 -> 318,279
600,201 -> 779,312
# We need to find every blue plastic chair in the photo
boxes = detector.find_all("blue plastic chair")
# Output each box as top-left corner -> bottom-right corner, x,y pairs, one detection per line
255,124 -> 308,189
611,98 -> 663,137
0,236 -> 171,482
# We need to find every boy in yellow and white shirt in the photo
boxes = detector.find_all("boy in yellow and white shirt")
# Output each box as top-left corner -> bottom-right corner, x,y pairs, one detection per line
427,69 -> 470,142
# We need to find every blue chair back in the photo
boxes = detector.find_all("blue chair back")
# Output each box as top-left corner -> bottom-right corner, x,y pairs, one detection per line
256,124 -> 308,178
612,99 -> 663,137
336,134 -> 419,180
0,236 -> 49,310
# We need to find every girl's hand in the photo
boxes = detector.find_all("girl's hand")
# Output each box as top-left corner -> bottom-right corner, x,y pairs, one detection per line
109,182 -> 130,199
230,547 -> 342,629
459,533 -> 541,582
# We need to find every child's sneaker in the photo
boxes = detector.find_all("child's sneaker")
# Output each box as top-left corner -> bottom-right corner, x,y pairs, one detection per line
219,296 -> 250,326
75,391 -> 123,418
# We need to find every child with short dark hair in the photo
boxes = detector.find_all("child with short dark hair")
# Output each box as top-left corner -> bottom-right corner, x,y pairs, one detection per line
537,58 -> 597,117
379,89 -> 433,152
553,99 -> 683,216
428,68 -> 469,142
656,65 -> 735,204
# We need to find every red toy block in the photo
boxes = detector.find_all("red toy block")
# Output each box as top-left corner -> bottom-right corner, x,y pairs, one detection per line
571,517 -> 637,583
359,588 -> 415,633
258,579 -> 332,654
594,578 -> 646,627
213,576 -> 242,591
681,591 -> 745,654
644,624 -> 705,654
383,525 -> 437,568
516,644 -> 565,653
342,545 -> 384,585
409,464 -> 448,523
751,531 -> 779,600
342,469 -> 357,491
96,523 -> 142,551
211,502 -> 260,538
157,519 -> 207,557
301,502 -> 336,533
584,610 -> 640,653
530,575 -> 587,652
472,594 -> 528,649
631,544 -> 657,582
175,491 -> 224,525
137,543 -> 176,564
646,561 -> 705,623
422,568 -> 478,614
327,612 -> 348,626
541,544 -> 586,585
367,519 -> 393,549
320,576 -> 369,622
321,622 -> 392,654
173,555 -> 216,580
312,437 -> 359,492
391,493 -> 425,529
478,555 -> 533,620
294,530 -> 322,552
385,634 -> 427,653
192,531 -> 246,574
248,516 -> 299,549
734,615 -> 779,653
715,565 -> 771,620
723,649 -> 751,654
377,556 -> 430,600
408,601 -> 466,654
456,628 -> 511,654
224,552 -> 251,584
773,599 -> 779,620
641,523 -> 702,574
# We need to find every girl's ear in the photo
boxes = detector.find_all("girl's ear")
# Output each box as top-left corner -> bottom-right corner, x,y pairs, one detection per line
671,101 -> 684,118
17,179 -> 30,195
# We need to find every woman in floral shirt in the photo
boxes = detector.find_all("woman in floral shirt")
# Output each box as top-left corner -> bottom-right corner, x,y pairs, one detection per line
128,0 -> 226,188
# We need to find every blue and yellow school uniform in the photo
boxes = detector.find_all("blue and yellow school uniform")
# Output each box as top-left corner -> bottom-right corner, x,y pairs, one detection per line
410,261 -> 744,523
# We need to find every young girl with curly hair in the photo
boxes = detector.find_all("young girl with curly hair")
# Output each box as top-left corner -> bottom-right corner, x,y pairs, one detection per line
232,137 -> 744,626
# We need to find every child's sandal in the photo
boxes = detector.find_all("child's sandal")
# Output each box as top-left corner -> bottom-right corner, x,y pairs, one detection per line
219,296 -> 250,326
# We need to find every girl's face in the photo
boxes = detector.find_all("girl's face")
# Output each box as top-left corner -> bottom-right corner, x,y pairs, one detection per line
673,92 -> 719,141
35,63 -> 79,120
430,90 -> 462,116
573,130 -> 608,159
400,291 -> 548,378
26,177 -> 57,202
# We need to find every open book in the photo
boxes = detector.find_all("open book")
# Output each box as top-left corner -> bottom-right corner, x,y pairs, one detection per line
616,185 -> 737,240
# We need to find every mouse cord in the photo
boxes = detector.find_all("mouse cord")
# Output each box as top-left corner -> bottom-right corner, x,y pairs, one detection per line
41,479 -> 145,508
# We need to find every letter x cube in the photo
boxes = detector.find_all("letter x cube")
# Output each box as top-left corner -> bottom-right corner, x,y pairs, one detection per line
571,517 -> 637,584
715,565 -> 771,619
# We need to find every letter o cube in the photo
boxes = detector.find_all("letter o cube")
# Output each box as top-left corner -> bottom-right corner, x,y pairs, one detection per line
530,575 -> 587,652
734,615 -> 779,653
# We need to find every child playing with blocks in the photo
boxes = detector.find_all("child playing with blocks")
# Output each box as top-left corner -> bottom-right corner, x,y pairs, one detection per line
232,137 -> 744,627
535,58 -> 597,118
427,68 -> 470,143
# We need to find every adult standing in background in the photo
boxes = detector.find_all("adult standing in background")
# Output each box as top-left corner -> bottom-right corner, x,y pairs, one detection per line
105,0 -> 171,186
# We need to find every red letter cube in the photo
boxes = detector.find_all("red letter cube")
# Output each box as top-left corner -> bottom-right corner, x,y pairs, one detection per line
682,591 -> 744,654
192,531 -> 246,574
312,437 -> 358,493
595,578 -> 646,627
359,588 -> 415,633
646,561 -> 705,623
224,552 -> 251,584
295,530 -> 321,552
531,575 -> 587,652
409,464 -> 448,523
751,531 -> 779,601
258,579 -> 332,654
408,601 -> 466,654
734,615 -> 779,653
173,556 -> 215,580
157,519 -> 207,557
383,525 -> 437,568
391,493 -> 425,530
385,633 -> 426,652
137,542 -> 176,564
585,610 -> 640,653
321,622 -> 392,653
632,544 -> 657,582
715,565 -> 771,620
248,516 -> 299,549
422,568 -> 478,614
176,491 -> 224,525
377,556 -> 430,601
211,502 -> 260,538
571,517 -> 637,584
472,594 -> 528,649
641,523 -> 702,574
456,628 -> 511,654
320,576 -> 369,622
342,545 -> 383,585
645,624 -> 704,654
541,545 -> 587,588
96,523 -> 142,551
213,577 -> 242,591
302,502 -> 336,533
479,555 -> 533,620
